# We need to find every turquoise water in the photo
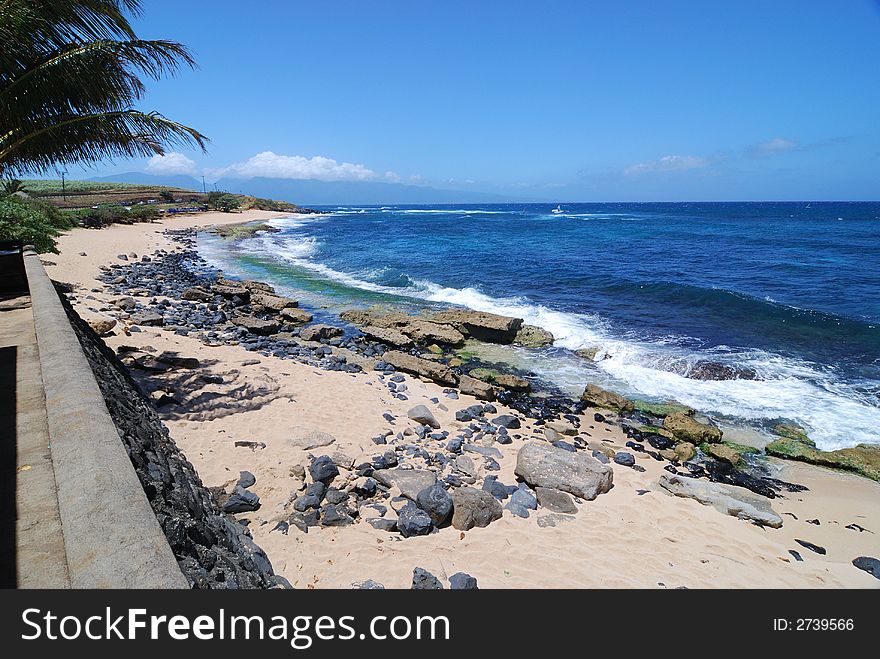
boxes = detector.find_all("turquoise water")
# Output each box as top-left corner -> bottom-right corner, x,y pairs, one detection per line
199,202 -> 880,450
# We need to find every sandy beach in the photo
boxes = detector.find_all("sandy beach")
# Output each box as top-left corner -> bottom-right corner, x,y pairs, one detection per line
44,210 -> 880,589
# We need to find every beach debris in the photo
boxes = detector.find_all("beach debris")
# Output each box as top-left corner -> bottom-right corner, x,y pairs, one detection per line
515,442 -> 614,501
658,473 -> 783,527
234,440 -> 266,450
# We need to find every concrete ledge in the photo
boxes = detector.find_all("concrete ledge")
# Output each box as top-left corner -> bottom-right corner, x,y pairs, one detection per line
23,250 -> 187,588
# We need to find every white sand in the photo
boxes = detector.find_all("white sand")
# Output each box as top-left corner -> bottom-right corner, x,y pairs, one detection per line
46,212 -> 880,589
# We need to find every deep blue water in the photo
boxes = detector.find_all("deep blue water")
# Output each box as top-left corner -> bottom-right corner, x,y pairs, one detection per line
200,202 -> 880,450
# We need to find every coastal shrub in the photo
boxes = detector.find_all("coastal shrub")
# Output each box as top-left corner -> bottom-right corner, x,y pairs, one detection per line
211,193 -> 241,212
129,205 -> 161,221
0,196 -> 61,253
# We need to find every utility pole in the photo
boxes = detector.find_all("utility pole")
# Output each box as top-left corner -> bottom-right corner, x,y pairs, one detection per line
201,175 -> 206,194
60,169 -> 67,201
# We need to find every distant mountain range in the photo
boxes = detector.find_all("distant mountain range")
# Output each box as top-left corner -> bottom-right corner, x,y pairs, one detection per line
87,172 -> 543,205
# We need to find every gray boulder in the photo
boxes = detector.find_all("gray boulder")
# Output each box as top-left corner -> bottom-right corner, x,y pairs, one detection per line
309,455 -> 339,483
408,404 -> 440,429
457,374 -> 495,401
372,468 -> 437,501
451,487 -> 503,530
535,487 -> 578,514
493,414 -> 521,429
515,442 -> 613,501
658,473 -> 783,527
300,324 -> 343,342
397,504 -> 433,537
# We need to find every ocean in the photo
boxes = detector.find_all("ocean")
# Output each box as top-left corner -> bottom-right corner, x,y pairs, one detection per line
198,202 -> 880,451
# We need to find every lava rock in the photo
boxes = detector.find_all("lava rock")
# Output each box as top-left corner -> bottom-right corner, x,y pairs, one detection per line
309,455 -> 340,483
411,567 -> 444,589
416,482 -> 454,526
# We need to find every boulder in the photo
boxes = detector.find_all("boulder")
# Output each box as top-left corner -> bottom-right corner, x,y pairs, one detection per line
216,277 -> 275,294
372,468 -> 437,501
82,311 -> 117,335
515,442 -> 613,501
852,556 -> 880,581
708,443 -> 742,466
382,350 -> 458,386
658,473 -> 783,527
494,374 -> 531,392
250,292 -> 298,312
457,374 -> 495,401
575,347 -> 601,361
360,325 -> 413,347
404,320 -> 465,346
408,404 -> 440,429
535,487 -> 578,514
425,309 -> 524,344
765,432 -> 880,482
674,442 -> 697,462
130,310 -> 163,326
514,324 -> 554,348
223,486 -> 261,513
687,360 -> 758,381
663,412 -> 722,443
581,384 -> 634,413
181,286 -> 213,302
279,307 -> 313,324
416,482 -> 454,526
492,414 -> 521,429
300,324 -> 343,341
309,455 -> 339,483
212,284 -> 250,301
450,487 -> 503,530
411,567 -> 444,589
287,430 -> 336,450
632,400 -> 696,418
448,572 -> 478,589
396,504 -> 433,537
234,316 -> 280,335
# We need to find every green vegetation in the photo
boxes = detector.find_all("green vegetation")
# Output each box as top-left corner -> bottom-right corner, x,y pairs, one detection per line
765,429 -> 880,482
633,399 -> 696,418
468,367 -> 500,383
206,192 -> 241,213
242,196 -> 298,212
21,179 -> 189,196
0,196 -> 75,253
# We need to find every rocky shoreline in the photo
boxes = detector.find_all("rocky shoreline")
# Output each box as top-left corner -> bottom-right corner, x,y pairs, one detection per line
60,223 -> 880,588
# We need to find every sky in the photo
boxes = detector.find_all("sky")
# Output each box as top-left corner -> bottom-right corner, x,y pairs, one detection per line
73,0 -> 880,201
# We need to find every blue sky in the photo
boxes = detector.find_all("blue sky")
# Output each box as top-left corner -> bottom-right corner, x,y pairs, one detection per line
77,0 -> 880,200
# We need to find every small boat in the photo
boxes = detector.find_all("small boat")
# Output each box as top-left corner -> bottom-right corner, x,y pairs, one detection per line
551,204 -> 564,214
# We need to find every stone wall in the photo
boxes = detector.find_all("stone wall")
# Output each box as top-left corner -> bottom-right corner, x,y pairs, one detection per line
59,288 -> 283,589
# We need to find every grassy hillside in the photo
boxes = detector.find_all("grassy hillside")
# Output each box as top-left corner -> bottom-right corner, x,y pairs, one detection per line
23,179 -> 191,195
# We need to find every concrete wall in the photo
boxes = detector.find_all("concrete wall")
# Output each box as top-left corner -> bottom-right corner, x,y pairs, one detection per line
23,249 -> 188,588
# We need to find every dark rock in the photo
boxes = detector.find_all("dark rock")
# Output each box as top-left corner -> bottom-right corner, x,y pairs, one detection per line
416,482 -> 454,526
397,504 -> 433,537
492,414 -> 521,429
852,556 -> 880,580
794,539 -> 827,555
320,504 -> 354,526
236,471 -> 256,489
223,486 -> 261,513
309,455 -> 339,483
448,572 -> 478,589
614,452 -> 636,467
411,567 -> 444,589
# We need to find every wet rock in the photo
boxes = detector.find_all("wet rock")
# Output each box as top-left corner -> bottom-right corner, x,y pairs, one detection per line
687,360 -> 758,381
279,307 -> 313,324
448,572 -> 479,589
416,482 -> 454,526
212,284 -> 250,301
515,442 -> 614,501
581,384 -> 634,413
658,473 -> 782,527
494,374 -> 531,392
251,292 -> 297,312
514,324 -> 554,348
663,413 -> 722,444
411,567 -> 444,589
408,404 -> 440,429
425,309 -> 523,344
451,487 -> 504,530
708,443 -> 742,466
535,487 -> 577,514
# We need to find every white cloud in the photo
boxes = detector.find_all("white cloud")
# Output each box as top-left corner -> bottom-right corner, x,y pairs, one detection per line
750,137 -> 798,156
146,152 -> 197,176
204,151 -> 377,182
624,155 -> 709,175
